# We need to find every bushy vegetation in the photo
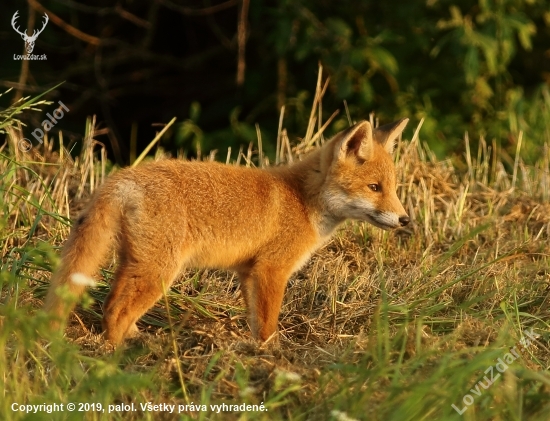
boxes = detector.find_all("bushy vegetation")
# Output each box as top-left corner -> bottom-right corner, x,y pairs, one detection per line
1,0 -> 549,162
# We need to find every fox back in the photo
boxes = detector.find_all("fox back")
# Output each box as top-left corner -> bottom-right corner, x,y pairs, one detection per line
44,118 -> 409,344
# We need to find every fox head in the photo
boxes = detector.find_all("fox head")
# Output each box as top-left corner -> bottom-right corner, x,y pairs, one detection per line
320,118 -> 409,231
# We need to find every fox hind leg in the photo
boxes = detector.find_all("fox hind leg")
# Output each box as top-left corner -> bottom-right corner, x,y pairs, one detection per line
102,260 -> 181,345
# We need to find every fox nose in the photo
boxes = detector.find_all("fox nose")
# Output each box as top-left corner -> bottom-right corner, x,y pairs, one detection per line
399,215 -> 410,227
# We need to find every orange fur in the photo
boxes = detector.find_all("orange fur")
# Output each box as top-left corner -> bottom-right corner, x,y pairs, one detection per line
44,119 -> 410,344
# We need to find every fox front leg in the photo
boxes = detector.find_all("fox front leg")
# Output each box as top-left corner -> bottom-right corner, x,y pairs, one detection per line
239,265 -> 292,342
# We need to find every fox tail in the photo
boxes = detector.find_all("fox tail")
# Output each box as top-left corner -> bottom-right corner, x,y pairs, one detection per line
43,191 -> 121,328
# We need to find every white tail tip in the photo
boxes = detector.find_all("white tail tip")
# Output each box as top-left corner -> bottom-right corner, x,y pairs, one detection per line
70,273 -> 97,287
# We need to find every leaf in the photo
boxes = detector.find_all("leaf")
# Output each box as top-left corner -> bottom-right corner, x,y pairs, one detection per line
464,47 -> 479,84
366,46 -> 399,75
189,101 -> 201,122
336,76 -> 352,99
359,79 -> 374,105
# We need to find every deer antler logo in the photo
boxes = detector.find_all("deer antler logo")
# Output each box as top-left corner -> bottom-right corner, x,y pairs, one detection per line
11,10 -> 49,54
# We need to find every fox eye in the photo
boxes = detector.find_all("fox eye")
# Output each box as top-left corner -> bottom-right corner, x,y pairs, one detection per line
368,184 -> 379,192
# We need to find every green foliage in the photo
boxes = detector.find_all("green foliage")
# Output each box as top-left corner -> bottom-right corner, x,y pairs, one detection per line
250,0 -> 548,160
2,1 -> 548,161
429,0 -> 538,147
0,83 -> 64,134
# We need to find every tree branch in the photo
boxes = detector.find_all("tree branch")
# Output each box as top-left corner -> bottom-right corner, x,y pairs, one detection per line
156,0 -> 239,16
28,0 -> 101,46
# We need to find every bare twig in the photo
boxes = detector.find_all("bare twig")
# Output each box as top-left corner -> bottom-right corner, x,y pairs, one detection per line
28,0 -> 101,46
236,0 -> 250,86
156,0 -> 239,16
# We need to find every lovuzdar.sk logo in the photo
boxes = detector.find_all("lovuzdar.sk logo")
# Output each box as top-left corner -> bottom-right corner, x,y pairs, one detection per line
12,10 -> 48,60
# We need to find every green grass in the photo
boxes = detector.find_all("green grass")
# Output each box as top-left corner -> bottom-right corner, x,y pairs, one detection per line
1,78 -> 550,420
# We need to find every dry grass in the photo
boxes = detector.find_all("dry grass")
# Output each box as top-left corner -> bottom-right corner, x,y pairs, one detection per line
1,74 -> 550,420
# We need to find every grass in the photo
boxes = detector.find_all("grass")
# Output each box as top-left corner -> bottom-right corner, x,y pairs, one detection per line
1,73 -> 550,420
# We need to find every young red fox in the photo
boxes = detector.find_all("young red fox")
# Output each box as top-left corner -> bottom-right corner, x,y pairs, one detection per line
44,118 -> 410,345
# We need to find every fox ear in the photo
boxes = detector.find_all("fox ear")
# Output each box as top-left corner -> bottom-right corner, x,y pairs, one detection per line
374,118 -> 409,155
337,121 -> 374,162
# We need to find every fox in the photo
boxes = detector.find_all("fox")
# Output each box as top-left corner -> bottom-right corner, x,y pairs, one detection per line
43,118 -> 410,345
